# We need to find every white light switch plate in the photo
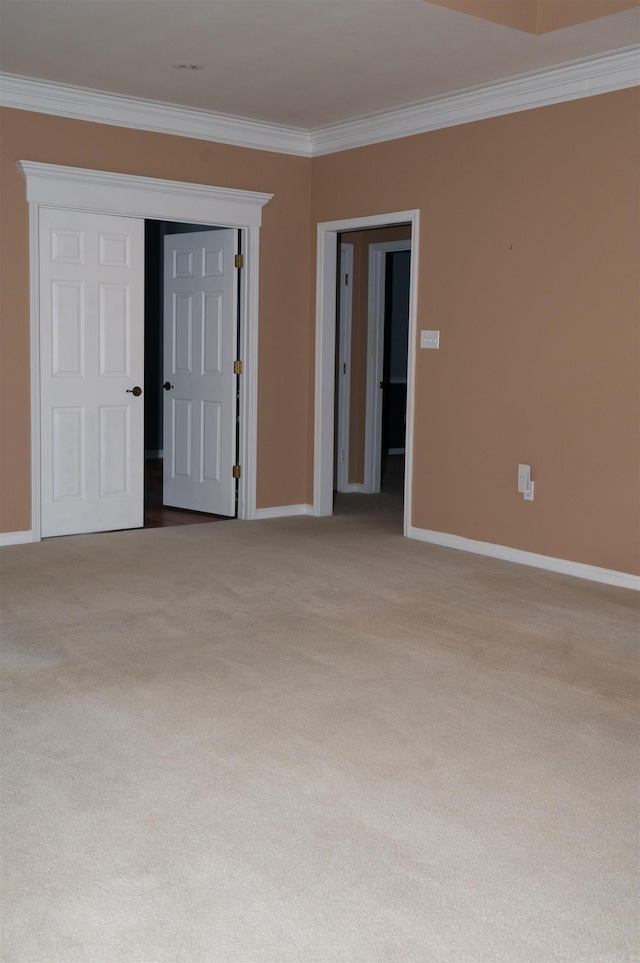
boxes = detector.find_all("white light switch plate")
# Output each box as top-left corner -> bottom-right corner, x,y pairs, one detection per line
517,464 -> 530,494
421,330 -> 440,349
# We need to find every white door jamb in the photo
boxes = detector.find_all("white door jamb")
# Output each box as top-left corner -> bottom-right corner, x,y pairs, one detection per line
336,242 -> 354,493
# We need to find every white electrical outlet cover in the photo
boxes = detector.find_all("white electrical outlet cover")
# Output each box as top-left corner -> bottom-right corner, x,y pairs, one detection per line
420,330 -> 440,349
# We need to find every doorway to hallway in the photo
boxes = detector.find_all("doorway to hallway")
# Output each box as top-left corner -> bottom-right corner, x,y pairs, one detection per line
333,227 -> 412,524
314,208 -> 419,535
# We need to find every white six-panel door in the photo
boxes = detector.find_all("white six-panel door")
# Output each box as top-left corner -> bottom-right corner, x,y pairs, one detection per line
39,208 -> 145,537
163,229 -> 237,516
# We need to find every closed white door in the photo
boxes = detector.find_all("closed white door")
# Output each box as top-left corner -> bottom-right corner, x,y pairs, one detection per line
39,207 -> 145,537
163,229 -> 237,516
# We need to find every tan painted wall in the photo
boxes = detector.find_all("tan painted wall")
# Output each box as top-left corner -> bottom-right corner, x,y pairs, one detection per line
340,226 -> 411,484
427,0 -> 538,33
536,0 -> 639,33
0,108 -> 312,529
427,0 -> 639,33
312,89 -> 640,574
2,90 -> 639,576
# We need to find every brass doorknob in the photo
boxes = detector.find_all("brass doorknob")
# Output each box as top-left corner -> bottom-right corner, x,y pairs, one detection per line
126,386 -> 142,397
163,381 -> 174,391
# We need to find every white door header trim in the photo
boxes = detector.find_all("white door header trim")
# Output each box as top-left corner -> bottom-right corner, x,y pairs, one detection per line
18,161 -> 273,227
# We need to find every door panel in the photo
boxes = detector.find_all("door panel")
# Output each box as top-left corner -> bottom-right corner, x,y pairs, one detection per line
52,407 -> 83,500
163,229 -> 237,516
99,405 -> 130,496
40,208 -> 145,537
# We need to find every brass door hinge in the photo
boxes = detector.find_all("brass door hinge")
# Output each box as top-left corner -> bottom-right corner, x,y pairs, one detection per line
232,464 -> 241,479
233,360 -> 243,375
234,254 -> 244,269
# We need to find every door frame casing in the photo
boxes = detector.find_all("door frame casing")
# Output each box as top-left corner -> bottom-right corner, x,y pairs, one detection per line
19,161 -> 272,540
336,242 -> 354,493
365,238 -> 412,494
314,210 -> 419,535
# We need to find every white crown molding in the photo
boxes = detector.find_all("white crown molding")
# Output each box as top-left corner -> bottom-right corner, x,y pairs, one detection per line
311,44 -> 640,155
1,45 -> 638,158
0,73 -> 312,157
408,526 -> 640,592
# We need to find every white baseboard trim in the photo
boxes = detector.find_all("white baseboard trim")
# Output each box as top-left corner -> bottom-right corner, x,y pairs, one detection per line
408,526 -> 640,591
145,449 -> 163,459
0,530 -> 35,546
339,483 -> 367,493
253,504 -> 314,519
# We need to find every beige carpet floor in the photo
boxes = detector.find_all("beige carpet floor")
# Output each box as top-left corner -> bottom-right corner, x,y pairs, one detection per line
1,493 -> 639,962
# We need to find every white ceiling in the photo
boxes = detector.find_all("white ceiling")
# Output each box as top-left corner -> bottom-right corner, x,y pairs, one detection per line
0,1 -> 638,130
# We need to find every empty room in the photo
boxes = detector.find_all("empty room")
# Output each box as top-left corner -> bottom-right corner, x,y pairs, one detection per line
1,2 -> 639,960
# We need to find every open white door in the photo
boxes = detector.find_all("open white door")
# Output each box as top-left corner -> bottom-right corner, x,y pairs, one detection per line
163,229 -> 237,516
39,207 -> 145,537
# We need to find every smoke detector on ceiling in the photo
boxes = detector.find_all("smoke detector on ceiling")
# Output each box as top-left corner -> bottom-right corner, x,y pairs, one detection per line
172,62 -> 204,71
